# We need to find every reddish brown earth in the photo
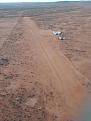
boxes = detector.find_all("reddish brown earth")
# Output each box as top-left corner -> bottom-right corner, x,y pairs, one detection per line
31,7 -> 91,82
0,16 -> 90,121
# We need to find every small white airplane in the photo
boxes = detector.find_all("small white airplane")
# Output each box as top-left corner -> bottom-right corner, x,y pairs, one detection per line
53,31 -> 64,40
53,31 -> 62,36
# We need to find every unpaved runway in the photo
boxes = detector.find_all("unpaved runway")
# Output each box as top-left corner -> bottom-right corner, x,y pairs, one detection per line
0,17 -> 89,121
23,17 -> 87,120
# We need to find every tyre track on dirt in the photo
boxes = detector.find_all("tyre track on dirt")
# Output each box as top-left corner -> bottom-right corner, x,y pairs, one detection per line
24,17 -> 65,97
0,16 -> 89,121
0,16 -> 51,121
24,17 -> 88,120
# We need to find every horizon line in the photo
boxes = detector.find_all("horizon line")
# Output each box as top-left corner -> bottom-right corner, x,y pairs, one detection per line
0,1 -> 88,3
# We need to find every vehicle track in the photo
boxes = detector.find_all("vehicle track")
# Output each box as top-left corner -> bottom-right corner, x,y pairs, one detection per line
24,17 -> 88,119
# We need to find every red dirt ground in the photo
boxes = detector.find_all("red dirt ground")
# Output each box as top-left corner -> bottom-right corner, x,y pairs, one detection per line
0,16 -> 90,121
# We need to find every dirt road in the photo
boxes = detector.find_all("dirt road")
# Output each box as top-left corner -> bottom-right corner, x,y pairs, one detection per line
0,17 -> 89,121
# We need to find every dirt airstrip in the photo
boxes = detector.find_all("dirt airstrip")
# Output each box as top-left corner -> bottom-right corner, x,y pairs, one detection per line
0,15 -> 90,121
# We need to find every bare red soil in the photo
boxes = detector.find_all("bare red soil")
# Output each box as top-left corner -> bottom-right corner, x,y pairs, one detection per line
0,16 -> 90,121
